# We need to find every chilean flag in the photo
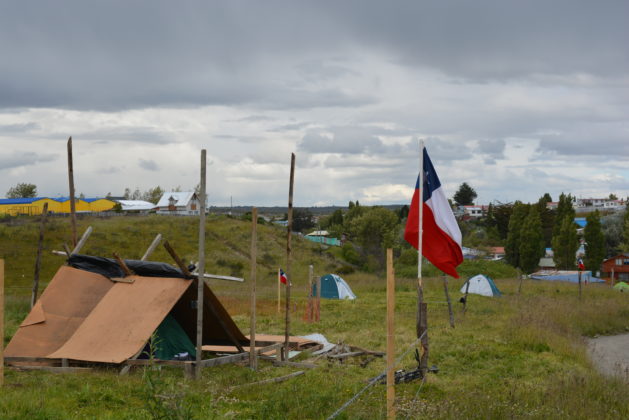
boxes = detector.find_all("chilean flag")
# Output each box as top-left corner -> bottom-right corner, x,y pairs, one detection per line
404,147 -> 463,278
279,268 -> 289,285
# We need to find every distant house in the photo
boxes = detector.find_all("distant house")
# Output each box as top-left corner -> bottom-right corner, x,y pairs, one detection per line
304,230 -> 341,246
156,192 -> 201,215
462,205 -> 484,219
538,257 -> 556,270
0,197 -> 115,216
601,253 -> 629,282
489,247 -> 505,260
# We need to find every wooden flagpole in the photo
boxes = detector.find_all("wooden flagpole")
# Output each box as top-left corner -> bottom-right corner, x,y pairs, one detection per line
67,137 -> 77,246
284,153 -> 295,361
249,207 -> 258,370
417,139 -> 428,374
277,268 -> 281,314
31,202 -> 49,308
195,149 -> 207,379
386,248 -> 396,419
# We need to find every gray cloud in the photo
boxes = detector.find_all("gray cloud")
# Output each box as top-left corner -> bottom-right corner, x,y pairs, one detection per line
139,159 -> 159,171
0,122 -> 40,133
0,151 -> 57,170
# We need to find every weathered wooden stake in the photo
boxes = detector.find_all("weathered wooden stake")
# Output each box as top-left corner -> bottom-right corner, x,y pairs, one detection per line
196,149 -> 207,379
463,277 -> 471,314
419,302 -> 428,377
284,153 -> 295,361
113,253 -> 133,276
443,273 -> 455,328
67,136 -> 77,246
1,259 -> 4,387
71,226 -> 92,255
611,268 -> 615,287
307,264 -> 314,322
249,207 -> 258,370
31,202 -> 49,308
163,241 -> 192,277
578,270 -> 582,300
316,273 -> 321,322
517,268 -> 523,295
386,249 -> 396,420
141,234 -> 162,261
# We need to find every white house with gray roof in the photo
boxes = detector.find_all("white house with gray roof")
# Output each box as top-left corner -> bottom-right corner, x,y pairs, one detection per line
156,192 -> 201,215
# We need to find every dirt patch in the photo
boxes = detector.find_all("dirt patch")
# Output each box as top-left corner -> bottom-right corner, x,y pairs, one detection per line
587,333 -> 629,382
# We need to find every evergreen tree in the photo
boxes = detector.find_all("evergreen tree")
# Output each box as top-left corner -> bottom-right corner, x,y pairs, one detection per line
536,195 -> 555,247
584,210 -> 606,273
553,193 -> 575,238
621,210 -> 629,252
505,202 -> 529,267
519,206 -> 544,273
552,215 -> 579,270
493,202 -> 514,240
453,182 -> 477,206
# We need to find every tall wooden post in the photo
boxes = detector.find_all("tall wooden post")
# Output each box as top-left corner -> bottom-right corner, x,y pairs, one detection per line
386,249 -> 396,419
284,153 -> 295,361
517,268 -> 523,295
195,149 -> 207,379
31,202 -> 49,308
277,268 -> 281,314
249,207 -> 258,370
578,270 -> 582,300
463,277 -> 471,314
611,268 -> 615,287
443,274 -> 455,328
67,137 -> 77,246
316,274 -> 321,322
307,264 -> 314,322
1,259 -> 4,387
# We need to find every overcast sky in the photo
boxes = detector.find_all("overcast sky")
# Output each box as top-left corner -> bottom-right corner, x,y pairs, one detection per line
1,1 -> 628,206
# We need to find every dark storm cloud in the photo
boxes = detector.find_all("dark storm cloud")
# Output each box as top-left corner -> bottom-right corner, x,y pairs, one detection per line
2,1 -> 626,111
0,151 -> 57,170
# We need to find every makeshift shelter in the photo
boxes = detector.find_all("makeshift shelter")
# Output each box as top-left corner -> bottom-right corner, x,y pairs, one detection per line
459,274 -> 502,297
613,282 -> 629,292
5,255 -> 247,364
313,274 -> 356,300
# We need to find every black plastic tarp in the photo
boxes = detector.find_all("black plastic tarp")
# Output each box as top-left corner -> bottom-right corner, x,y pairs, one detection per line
68,254 -> 189,279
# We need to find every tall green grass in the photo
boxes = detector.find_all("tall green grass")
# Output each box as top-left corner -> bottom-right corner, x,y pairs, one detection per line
2,215 -> 629,418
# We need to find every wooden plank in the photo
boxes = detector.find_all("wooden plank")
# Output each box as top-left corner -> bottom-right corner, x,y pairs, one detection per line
71,226 -> 93,255
124,359 -> 194,367
10,366 -> 92,374
67,136 -> 77,246
163,241 -> 192,277
284,153 -> 295,361
4,356 -> 59,364
199,352 -> 248,368
272,360 -> 316,369
63,244 -> 72,258
141,234 -> 162,261
196,149 -> 207,379
386,248 -> 395,420
249,207 -> 258,370
233,371 -> 304,388
327,351 -> 365,359
348,345 -> 384,357
196,273 -> 244,282
31,203 -> 49,308
1,259 -> 3,386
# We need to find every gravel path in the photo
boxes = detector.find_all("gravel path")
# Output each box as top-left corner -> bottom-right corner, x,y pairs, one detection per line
587,333 -> 629,382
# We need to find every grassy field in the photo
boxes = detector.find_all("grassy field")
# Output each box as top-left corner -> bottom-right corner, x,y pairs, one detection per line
2,215 -> 629,419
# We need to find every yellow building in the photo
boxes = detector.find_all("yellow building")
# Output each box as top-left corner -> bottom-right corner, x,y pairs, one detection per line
0,197 -> 116,215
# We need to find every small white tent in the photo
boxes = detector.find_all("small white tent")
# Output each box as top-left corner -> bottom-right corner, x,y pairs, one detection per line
460,274 -> 501,297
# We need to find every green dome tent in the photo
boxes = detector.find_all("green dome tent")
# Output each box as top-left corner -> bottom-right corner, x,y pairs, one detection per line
312,274 -> 357,300
613,282 -> 629,292
460,274 -> 502,297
